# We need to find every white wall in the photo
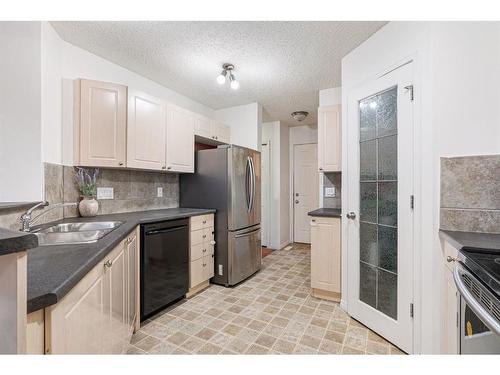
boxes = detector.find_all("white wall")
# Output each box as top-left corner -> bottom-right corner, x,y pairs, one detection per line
261,121 -> 290,249
319,86 -> 342,107
215,102 -> 262,151
0,22 -> 42,202
341,21 -> 500,354
40,22 -> 215,165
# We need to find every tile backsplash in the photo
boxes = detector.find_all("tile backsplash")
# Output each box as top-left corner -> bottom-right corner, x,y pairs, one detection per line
322,172 -> 342,209
440,154 -> 500,233
0,163 -> 179,230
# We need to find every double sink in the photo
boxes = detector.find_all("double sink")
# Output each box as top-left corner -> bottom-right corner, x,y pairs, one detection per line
32,221 -> 123,246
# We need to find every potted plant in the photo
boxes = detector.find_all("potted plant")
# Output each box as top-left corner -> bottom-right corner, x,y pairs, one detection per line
75,167 -> 99,217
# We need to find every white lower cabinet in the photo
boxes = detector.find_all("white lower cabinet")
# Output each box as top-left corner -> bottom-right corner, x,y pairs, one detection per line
310,216 -> 341,301
188,214 -> 215,296
44,227 -> 139,354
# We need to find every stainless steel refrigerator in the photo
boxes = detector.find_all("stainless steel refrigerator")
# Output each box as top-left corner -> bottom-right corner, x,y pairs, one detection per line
180,145 -> 261,286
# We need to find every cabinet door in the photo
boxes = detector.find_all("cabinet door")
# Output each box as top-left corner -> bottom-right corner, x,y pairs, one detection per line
125,233 -> 138,333
211,122 -> 230,143
46,263 -> 106,354
203,253 -> 215,280
318,105 -> 341,172
190,257 -> 205,288
77,79 -> 127,168
310,217 -> 341,292
103,242 -> 127,354
127,90 -> 166,170
194,115 -> 212,139
166,104 -> 195,173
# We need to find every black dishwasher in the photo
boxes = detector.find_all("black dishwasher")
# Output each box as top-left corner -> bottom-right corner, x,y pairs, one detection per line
140,218 -> 189,321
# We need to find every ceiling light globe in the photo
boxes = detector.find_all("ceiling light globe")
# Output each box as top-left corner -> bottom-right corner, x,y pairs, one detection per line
230,79 -> 239,90
217,74 -> 226,85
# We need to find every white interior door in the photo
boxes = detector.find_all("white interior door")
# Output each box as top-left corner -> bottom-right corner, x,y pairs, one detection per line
261,142 -> 270,247
346,63 -> 414,353
293,143 -> 319,244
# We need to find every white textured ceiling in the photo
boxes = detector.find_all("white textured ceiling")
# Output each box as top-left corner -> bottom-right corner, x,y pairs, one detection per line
51,21 -> 386,126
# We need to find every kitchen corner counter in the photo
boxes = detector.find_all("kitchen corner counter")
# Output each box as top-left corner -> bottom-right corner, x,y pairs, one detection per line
0,227 -> 38,255
27,207 -> 215,313
439,229 -> 500,252
308,208 -> 342,218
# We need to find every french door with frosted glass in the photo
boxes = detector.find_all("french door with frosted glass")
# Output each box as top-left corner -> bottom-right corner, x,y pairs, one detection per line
347,63 -> 414,353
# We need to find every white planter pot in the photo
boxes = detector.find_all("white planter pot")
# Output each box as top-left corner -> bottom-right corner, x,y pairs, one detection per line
79,197 -> 99,217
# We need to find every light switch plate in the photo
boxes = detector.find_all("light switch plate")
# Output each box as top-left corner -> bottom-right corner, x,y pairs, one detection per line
157,187 -> 163,198
324,187 -> 336,198
97,187 -> 114,200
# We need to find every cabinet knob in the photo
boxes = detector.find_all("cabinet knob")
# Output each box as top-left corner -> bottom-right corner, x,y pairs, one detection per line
295,200 -> 299,204
119,162 -> 124,166
104,260 -> 113,268
162,166 -> 166,170
203,263 -> 206,267
319,167 -> 323,171
167,166 -> 172,170
203,234 -> 206,238
203,249 -> 206,253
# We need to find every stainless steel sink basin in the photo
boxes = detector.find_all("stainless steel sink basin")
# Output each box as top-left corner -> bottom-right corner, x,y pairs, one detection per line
32,221 -> 123,246
38,221 -> 122,233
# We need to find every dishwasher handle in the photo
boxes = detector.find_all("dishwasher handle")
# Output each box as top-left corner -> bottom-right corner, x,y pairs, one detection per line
453,263 -> 500,336
145,225 -> 188,236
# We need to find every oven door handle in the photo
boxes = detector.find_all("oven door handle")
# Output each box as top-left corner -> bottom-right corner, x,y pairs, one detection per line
453,263 -> 500,336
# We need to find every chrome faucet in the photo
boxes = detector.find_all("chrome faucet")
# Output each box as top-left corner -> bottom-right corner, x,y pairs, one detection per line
20,201 -> 78,232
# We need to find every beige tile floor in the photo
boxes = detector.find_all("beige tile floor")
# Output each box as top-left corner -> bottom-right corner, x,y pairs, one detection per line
127,244 -> 404,355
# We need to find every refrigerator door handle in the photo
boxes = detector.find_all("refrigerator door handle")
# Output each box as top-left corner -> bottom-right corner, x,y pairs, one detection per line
246,156 -> 252,213
234,227 -> 260,238
248,156 -> 255,213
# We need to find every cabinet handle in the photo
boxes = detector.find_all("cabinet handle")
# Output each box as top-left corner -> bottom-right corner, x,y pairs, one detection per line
203,263 -> 206,267
104,260 -> 113,268
318,167 -> 323,171
203,234 -> 206,238
202,220 -> 206,224
203,249 -> 206,253
167,166 -> 172,170
311,219 -> 316,222
119,162 -> 124,166
162,166 -> 166,170
211,254 -> 214,258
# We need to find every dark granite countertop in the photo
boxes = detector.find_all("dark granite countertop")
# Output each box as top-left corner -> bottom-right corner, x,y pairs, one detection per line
439,230 -> 500,252
308,208 -> 342,218
0,228 -> 38,255
27,207 -> 215,313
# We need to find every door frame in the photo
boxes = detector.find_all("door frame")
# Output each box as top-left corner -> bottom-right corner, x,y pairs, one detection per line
289,142 -> 319,244
261,141 -> 271,247
342,55 -> 423,354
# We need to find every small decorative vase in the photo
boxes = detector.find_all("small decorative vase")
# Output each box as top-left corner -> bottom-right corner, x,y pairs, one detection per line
79,196 -> 99,217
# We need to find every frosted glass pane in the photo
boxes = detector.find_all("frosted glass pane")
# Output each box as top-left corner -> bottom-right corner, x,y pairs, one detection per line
360,140 -> 377,181
360,222 -> 378,266
360,262 -> 377,309
378,182 -> 397,227
360,98 -> 377,141
377,87 -> 397,138
360,182 -> 377,223
378,135 -> 397,180
377,269 -> 397,320
378,225 -> 397,273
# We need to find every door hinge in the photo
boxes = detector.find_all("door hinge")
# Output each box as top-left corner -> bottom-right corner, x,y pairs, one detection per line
404,85 -> 414,101
410,303 -> 414,318
410,195 -> 414,210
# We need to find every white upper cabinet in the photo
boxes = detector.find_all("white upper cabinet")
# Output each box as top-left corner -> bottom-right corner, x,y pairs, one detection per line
74,79 -> 127,168
194,115 -> 212,139
318,105 -> 341,172
127,90 -> 166,171
212,122 -> 231,144
166,104 -> 195,173
194,116 -> 231,144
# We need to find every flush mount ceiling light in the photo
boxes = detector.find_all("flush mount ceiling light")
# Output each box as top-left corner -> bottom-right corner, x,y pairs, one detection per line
291,111 -> 309,122
217,63 -> 239,90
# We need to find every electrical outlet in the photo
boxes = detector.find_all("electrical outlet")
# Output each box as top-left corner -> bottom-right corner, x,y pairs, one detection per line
97,187 -> 114,200
324,187 -> 336,198
157,187 -> 163,198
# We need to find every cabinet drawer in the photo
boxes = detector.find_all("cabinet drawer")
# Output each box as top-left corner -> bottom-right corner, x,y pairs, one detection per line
190,241 -> 214,261
190,227 -> 214,246
190,214 -> 214,232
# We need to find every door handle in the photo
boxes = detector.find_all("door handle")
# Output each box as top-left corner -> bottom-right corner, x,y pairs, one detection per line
346,212 -> 356,219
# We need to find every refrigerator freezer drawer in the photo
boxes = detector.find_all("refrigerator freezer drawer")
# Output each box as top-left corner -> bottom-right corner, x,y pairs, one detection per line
228,225 -> 262,285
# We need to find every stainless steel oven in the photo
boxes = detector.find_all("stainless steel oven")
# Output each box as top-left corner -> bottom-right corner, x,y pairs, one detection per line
454,263 -> 500,354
